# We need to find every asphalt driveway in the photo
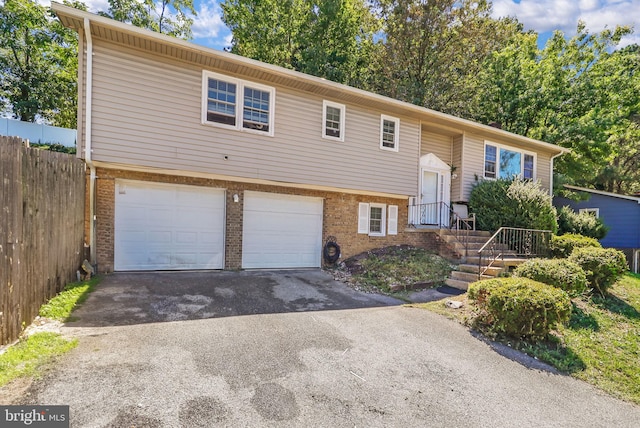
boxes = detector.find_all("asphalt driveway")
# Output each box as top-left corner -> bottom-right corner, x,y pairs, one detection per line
18,270 -> 640,426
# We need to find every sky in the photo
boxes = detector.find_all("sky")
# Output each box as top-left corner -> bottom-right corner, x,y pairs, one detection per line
51,0 -> 640,51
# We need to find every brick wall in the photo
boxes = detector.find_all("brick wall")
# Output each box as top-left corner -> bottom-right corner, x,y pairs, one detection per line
92,168 -> 442,272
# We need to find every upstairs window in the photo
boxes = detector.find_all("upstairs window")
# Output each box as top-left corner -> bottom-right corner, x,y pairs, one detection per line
484,142 -> 536,179
322,100 -> 345,141
380,115 -> 399,152
203,71 -> 275,136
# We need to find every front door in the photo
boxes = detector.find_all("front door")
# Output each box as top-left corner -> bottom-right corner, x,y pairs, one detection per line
421,171 -> 440,225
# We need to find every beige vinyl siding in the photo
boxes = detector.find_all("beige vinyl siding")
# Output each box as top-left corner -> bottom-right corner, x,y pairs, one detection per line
461,133 -> 484,201
461,132 -> 555,201
452,135 -> 463,202
421,131 -> 452,164
89,40 -> 419,196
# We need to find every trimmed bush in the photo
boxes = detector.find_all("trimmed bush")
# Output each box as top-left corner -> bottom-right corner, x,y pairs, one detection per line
468,277 -> 571,340
569,247 -> 628,295
557,206 -> 608,239
469,178 -> 557,232
549,233 -> 601,258
514,258 -> 587,296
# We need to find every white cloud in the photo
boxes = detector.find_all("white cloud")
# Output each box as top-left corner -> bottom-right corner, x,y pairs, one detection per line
492,0 -> 638,41
190,1 -> 225,40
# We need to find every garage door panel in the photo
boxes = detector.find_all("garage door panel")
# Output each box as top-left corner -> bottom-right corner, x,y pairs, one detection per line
242,191 -> 323,269
115,180 -> 225,271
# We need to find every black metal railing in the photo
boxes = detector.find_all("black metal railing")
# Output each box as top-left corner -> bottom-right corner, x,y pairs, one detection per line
477,227 -> 552,278
408,201 -> 475,257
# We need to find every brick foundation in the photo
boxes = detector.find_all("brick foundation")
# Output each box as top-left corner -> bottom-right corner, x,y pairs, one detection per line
91,168 -> 442,273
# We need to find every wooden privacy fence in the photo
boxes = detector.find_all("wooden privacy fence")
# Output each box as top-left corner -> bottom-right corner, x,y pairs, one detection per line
0,136 -> 85,345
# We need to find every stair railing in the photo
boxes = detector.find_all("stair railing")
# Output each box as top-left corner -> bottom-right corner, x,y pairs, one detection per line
407,200 -> 475,258
477,227 -> 552,279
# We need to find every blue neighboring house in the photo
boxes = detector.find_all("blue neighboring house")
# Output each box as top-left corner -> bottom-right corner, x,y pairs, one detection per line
554,184 -> 640,274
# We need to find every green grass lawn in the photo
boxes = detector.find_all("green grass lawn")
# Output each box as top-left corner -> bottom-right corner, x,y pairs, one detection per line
415,273 -> 640,405
0,277 -> 100,388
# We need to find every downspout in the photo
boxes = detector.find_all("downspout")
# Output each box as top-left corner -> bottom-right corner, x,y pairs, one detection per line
84,17 -> 96,267
549,151 -> 566,197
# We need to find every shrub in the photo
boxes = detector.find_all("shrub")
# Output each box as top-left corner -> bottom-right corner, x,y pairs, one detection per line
569,247 -> 628,295
468,277 -> 571,340
549,233 -> 601,258
469,178 -> 557,232
557,206 -> 608,239
514,258 -> 587,296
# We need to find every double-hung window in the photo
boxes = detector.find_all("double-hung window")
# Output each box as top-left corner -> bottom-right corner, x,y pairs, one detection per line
322,100 -> 345,141
484,142 -> 536,179
203,71 -> 275,136
358,203 -> 398,236
380,115 -> 399,152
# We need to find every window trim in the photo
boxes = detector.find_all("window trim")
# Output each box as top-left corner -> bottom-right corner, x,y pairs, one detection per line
483,141 -> 536,180
358,202 -> 398,237
380,115 -> 400,152
202,70 -> 275,137
579,208 -> 600,218
368,203 -> 386,237
322,100 -> 345,142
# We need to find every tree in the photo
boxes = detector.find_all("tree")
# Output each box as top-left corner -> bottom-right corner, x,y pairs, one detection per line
474,23 -> 639,195
371,0 -> 521,117
99,0 -> 196,39
221,0 -> 379,86
0,0 -> 81,127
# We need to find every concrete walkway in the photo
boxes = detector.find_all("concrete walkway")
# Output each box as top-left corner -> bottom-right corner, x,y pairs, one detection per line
18,271 -> 640,427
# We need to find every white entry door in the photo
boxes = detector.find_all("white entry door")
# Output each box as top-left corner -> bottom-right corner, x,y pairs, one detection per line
114,180 -> 225,271
421,171 -> 440,225
419,153 -> 451,227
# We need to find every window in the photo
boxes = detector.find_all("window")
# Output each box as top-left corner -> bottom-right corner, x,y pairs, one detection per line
202,71 -> 275,136
358,203 -> 398,236
579,208 -> 600,218
380,115 -> 399,152
484,143 -> 536,179
322,100 -> 345,141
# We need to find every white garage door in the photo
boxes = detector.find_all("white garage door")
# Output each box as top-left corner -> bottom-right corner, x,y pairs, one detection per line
115,180 -> 225,271
242,191 -> 323,268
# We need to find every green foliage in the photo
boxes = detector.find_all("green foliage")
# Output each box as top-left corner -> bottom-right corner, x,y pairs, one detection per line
569,247 -> 628,295
99,0 -> 196,39
39,277 -> 100,321
514,258 -> 587,296
372,0 -> 521,117
350,247 -> 452,292
221,0 -> 379,86
468,177 -> 557,232
557,206 -> 609,239
0,0 -> 81,127
549,233 -> 601,258
474,22 -> 639,195
30,142 -> 76,154
468,277 -> 572,340
0,332 -> 77,387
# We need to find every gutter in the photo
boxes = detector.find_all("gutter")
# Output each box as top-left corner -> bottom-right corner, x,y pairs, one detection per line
84,17 -> 97,267
549,151 -> 567,197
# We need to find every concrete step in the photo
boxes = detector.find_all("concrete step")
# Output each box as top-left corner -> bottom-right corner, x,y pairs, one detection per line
465,256 -> 528,267
458,264 -> 503,276
445,278 -> 470,291
450,271 -> 493,282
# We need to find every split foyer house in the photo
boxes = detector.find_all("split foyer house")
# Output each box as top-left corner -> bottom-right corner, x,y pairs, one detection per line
555,185 -> 640,274
53,3 -> 569,273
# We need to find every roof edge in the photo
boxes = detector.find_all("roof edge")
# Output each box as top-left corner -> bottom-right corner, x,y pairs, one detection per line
563,185 -> 640,204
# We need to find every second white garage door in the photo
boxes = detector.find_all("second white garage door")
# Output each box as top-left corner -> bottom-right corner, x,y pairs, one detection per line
242,191 -> 323,268
115,180 -> 225,271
